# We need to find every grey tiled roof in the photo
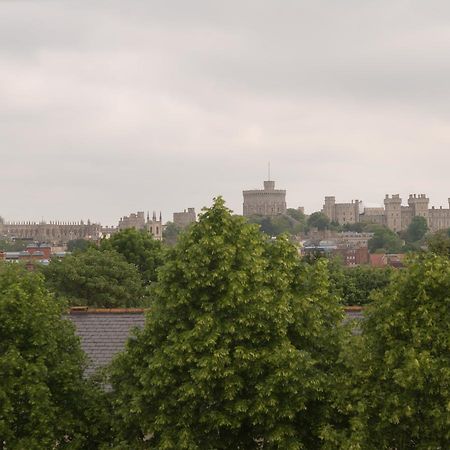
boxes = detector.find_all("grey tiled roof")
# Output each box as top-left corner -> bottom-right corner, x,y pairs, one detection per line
344,309 -> 365,321
68,307 -> 364,377
68,310 -> 146,377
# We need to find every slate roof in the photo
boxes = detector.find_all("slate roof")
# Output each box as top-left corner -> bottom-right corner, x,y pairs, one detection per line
68,306 -> 364,377
343,306 -> 365,321
68,308 -> 146,377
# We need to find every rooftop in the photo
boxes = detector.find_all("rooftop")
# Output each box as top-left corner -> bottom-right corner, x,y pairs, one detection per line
68,308 -> 146,377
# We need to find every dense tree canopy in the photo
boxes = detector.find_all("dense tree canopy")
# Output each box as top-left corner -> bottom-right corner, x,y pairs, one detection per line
42,248 -> 148,307
286,208 -> 306,223
247,212 -> 305,236
0,239 -> 28,252
405,216 -> 429,243
109,198 -> 346,449
427,228 -> 450,257
0,264 -> 108,448
100,228 -> 165,283
162,221 -> 183,246
337,254 -> 450,448
326,260 -> 393,305
307,212 -> 330,231
67,238 -> 96,253
367,224 -> 403,253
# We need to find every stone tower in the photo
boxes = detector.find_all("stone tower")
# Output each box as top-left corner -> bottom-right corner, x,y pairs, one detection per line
408,194 -> 430,224
243,179 -> 287,217
146,211 -> 163,241
384,194 -> 402,232
323,196 -> 336,222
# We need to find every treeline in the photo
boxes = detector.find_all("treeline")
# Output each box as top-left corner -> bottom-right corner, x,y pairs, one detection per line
42,229 -> 165,308
41,232 -> 396,308
1,199 -> 449,448
247,210 -> 434,254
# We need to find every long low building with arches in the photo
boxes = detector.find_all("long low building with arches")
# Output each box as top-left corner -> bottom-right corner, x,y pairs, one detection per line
0,218 -> 102,245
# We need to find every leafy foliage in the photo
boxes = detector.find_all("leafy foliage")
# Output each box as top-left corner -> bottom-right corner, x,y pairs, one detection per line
336,254 -> 450,448
307,212 -> 330,231
67,238 -> 96,253
0,239 -> 28,252
286,208 -> 307,226
42,248 -> 148,307
162,221 -> 183,246
427,228 -> 450,257
247,212 -> 305,236
109,198 -> 346,449
0,263 -> 109,448
367,224 -> 403,253
328,261 -> 393,306
341,222 -> 367,233
100,228 -> 165,283
405,216 -> 429,243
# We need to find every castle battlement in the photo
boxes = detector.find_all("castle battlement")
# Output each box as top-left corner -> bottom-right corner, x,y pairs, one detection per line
323,193 -> 450,233
243,179 -> 287,217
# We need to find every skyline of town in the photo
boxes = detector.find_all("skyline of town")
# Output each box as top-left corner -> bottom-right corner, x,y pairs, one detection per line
2,178 -> 449,227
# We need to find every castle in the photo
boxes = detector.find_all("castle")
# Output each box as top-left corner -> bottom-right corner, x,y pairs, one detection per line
243,180 -> 287,217
173,208 -> 196,228
117,211 -> 163,240
322,194 -> 450,232
0,210 -> 163,245
0,217 -> 101,245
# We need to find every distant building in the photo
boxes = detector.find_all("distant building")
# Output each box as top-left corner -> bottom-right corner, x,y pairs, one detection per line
322,197 -> 362,225
322,194 -> 450,233
118,211 -> 146,230
302,232 -> 371,266
0,219 -> 101,245
2,242 -> 58,268
117,211 -> 163,241
334,247 -> 370,266
370,253 -> 405,268
243,180 -> 287,217
173,208 -> 196,228
359,207 -> 385,226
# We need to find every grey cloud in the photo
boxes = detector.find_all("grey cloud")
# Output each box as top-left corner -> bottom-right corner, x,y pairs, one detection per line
1,1 -> 450,223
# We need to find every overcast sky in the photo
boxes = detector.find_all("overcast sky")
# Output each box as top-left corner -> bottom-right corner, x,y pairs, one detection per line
1,0 -> 449,225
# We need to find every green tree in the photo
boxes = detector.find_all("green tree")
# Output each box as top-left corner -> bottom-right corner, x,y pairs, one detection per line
427,228 -> 450,257
0,263 -> 109,449
367,225 -> 403,253
339,254 -> 450,448
162,221 -> 183,246
100,228 -> 164,283
307,211 -> 330,231
0,239 -> 28,252
286,208 -> 304,222
247,214 -> 277,235
342,222 -> 367,233
405,216 -> 429,243
67,238 -> 96,253
42,248 -> 147,307
329,264 -> 393,306
248,213 -> 305,237
109,198 -> 346,449
286,208 -> 307,233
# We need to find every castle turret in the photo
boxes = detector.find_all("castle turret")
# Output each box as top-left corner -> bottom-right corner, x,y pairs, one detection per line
322,196 -> 336,222
263,180 -> 275,191
384,194 -> 402,232
243,179 -> 286,217
408,193 -> 430,225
